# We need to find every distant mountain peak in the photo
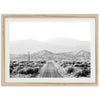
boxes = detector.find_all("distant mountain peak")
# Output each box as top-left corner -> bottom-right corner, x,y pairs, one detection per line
45,38 -> 90,43
10,38 -> 90,54
36,50 -> 53,55
77,50 -> 90,55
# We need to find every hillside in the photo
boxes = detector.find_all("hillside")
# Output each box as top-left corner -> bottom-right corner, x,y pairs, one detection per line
10,50 -> 90,61
10,38 -> 90,54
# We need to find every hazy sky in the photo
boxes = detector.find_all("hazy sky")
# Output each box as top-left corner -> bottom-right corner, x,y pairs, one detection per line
9,18 -> 94,42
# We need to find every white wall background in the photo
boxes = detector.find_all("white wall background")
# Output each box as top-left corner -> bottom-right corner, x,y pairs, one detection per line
0,0 -> 99,100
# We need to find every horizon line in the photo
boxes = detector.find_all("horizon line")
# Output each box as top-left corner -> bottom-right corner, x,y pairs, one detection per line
10,38 -> 90,42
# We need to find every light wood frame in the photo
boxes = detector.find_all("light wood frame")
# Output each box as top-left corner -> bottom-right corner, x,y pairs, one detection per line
1,14 -> 98,86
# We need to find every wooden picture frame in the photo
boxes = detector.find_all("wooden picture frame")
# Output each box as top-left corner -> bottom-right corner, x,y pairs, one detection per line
1,14 -> 98,86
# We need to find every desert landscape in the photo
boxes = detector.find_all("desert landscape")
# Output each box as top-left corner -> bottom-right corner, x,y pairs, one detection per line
10,38 -> 91,78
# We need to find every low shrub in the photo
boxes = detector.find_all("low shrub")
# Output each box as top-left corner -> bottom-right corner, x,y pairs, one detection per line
67,67 -> 75,74
75,69 -> 90,77
18,67 -> 39,75
12,66 -> 24,74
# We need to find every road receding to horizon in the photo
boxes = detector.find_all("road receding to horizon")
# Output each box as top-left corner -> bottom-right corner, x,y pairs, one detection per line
39,61 -> 62,78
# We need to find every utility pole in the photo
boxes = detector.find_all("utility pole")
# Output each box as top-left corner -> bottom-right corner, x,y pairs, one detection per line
28,51 -> 30,62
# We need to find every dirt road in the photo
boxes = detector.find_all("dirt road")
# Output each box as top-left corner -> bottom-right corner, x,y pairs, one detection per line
39,61 -> 62,78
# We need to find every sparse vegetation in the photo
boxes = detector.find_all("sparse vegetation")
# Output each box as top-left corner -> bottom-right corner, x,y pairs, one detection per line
75,69 -> 90,78
10,60 -> 46,78
10,50 -> 91,78
56,60 -> 91,78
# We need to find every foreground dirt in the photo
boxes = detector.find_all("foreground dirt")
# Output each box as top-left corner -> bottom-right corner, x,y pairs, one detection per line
39,61 -> 62,78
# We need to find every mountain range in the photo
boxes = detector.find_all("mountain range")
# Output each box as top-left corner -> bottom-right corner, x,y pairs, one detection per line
10,38 -> 90,54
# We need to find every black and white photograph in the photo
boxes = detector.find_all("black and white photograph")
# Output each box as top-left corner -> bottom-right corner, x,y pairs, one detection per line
2,14 -> 98,85
9,17 -> 92,78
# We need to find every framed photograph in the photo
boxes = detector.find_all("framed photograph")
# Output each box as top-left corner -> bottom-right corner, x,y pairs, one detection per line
1,14 -> 98,86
